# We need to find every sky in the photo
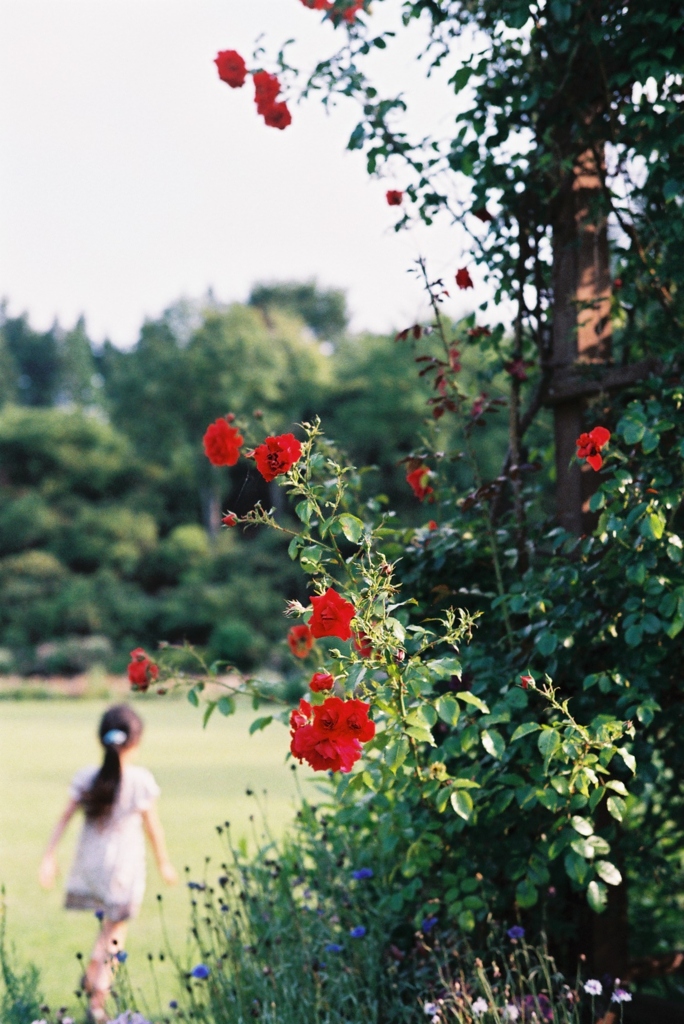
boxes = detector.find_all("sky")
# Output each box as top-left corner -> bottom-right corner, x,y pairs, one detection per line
0,0 -> 491,347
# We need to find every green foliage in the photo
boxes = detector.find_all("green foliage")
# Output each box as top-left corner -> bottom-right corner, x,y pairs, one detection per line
0,899 -> 44,1024
248,279 -> 349,339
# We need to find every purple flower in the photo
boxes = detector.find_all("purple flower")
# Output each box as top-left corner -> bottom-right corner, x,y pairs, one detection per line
94,909 -> 104,921
349,925 -> 366,939
507,925 -> 525,940
611,989 -> 632,1004
115,951 -> 128,963
169,1002 -> 178,1010
422,916 -> 438,933
351,868 -> 374,880
325,943 -> 344,953
190,964 -> 210,979
584,979 -> 602,996
522,994 -> 553,1021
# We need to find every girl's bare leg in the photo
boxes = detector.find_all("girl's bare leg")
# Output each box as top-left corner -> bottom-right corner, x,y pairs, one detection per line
85,918 -> 128,1019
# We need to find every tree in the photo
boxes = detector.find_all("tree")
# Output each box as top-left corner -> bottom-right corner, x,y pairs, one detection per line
233,0 -> 684,982
249,280 -> 349,339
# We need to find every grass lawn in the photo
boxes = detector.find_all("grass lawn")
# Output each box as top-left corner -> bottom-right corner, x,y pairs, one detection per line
0,697 -> 311,1014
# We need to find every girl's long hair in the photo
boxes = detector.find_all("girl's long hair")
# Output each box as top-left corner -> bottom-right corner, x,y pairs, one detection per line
82,704 -> 143,821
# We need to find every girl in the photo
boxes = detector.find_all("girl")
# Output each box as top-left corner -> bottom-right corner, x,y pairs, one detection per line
39,704 -> 177,1020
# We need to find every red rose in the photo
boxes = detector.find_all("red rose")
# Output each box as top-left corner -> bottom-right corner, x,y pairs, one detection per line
342,0 -> 364,22
353,631 -> 373,659
310,671 -> 335,693
504,358 -> 528,381
428,520 -> 438,531
299,0 -> 333,8
263,101 -> 292,130
288,624 -> 314,659
576,426 -> 610,471
203,418 -> 244,466
289,696 -> 374,773
214,50 -> 247,88
127,648 -> 159,692
222,513 -> 238,527
455,267 -> 474,290
309,587 -> 356,641
253,70 -> 281,114
406,465 -> 434,502
386,190 -> 403,206
252,433 -> 302,481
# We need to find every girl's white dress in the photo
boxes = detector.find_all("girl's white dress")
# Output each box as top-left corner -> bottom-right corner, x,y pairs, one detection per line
65,764 -> 160,922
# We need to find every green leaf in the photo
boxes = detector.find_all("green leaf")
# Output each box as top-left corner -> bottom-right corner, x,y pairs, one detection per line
535,630 -> 558,656
202,702 -> 217,728
511,721 -> 541,742
605,780 -> 628,796
338,514 -> 364,544
436,695 -> 460,726
516,878 -> 538,908
617,747 -> 636,773
571,837 -> 595,860
406,725 -> 435,746
187,687 -> 200,708
457,909 -> 476,932
295,500 -> 313,524
606,795 -> 627,821
622,419 -> 645,445
641,512 -> 665,540
456,691 -> 489,714
451,778 -> 480,789
288,536 -> 302,560
384,735 -> 410,774
217,695 -> 236,716
249,715 -> 273,735
571,815 -> 594,836
641,428 -> 660,453
596,861 -> 622,886
481,729 -> 505,759
450,789 -> 474,820
587,880 -> 608,913
537,728 -> 561,764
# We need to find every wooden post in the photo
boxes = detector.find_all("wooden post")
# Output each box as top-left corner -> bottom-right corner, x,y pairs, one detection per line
552,146 -> 612,534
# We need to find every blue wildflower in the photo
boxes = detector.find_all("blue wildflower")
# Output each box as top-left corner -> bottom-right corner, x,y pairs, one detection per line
220,904 -> 229,913
325,943 -> 344,953
351,868 -> 374,880
349,926 -> 366,939
190,964 -> 210,979
169,1002 -> 178,1010
94,909 -> 104,921
115,951 -> 128,963
422,916 -> 438,933
507,925 -> 525,940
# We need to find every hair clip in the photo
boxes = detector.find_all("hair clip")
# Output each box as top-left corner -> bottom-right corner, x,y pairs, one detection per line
103,728 -> 128,747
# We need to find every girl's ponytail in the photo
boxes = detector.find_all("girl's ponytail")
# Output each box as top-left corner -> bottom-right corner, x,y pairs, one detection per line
82,704 -> 143,821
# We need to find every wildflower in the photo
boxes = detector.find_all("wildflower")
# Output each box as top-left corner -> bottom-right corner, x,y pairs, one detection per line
169,1002 -> 178,1010
428,520 -> 438,530
422,916 -> 438,933
214,50 -> 247,88
324,942 -> 344,953
190,964 -> 210,979
252,433 -> 302,481
94,909 -> 104,921
203,418 -> 244,466
309,587 -> 356,641
351,867 -> 374,880
287,624 -> 314,659
575,426 -> 610,471
584,980 -> 603,996
456,267 -> 474,290
611,989 -> 632,1003
522,995 -> 553,1021
115,951 -> 128,963
299,0 -> 333,8
503,1007 -> 520,1022
349,925 -> 366,938
406,465 -> 434,502
127,648 -> 159,691
386,190 -> 403,206
471,998 -> 488,1016
507,925 -> 525,940
310,671 -> 335,693
423,1004 -> 437,1016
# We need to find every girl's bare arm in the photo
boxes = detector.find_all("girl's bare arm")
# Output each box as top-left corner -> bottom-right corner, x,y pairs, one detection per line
39,798 -> 79,888
142,804 -> 178,885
